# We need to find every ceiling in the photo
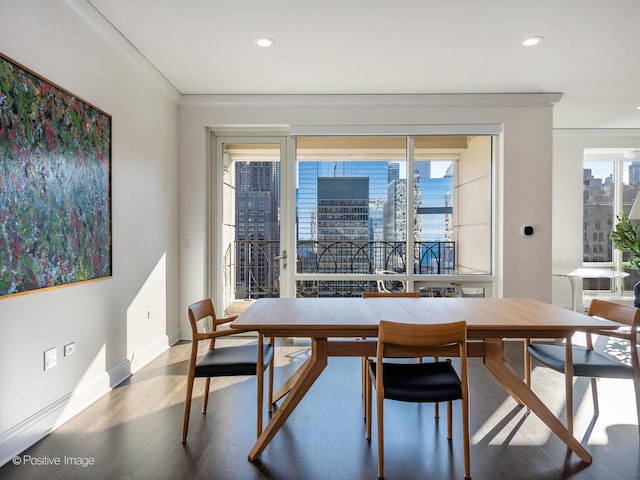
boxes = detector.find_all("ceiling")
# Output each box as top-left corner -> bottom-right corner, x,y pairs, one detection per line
85,0 -> 640,129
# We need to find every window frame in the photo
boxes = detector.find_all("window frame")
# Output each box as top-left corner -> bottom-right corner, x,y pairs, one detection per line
288,129 -> 498,297
582,152 -> 637,297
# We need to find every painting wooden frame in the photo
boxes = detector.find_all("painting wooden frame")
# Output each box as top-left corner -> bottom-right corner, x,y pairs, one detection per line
0,52 -> 112,297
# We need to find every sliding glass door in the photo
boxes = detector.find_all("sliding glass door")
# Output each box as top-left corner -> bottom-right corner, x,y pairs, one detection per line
292,135 -> 494,297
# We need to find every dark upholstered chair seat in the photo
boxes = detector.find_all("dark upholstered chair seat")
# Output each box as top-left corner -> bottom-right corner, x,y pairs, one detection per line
369,361 -> 463,402
195,343 -> 274,378
527,343 -> 634,379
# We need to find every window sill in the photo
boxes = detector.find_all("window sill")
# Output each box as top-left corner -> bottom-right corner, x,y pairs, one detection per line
582,294 -> 635,308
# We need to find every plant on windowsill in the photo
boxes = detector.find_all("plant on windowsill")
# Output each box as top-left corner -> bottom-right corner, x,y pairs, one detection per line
610,212 -> 640,307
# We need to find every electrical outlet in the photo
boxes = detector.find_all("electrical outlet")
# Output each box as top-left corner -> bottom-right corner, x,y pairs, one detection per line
64,342 -> 76,356
44,347 -> 57,370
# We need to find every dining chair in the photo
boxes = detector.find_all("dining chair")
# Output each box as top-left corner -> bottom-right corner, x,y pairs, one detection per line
366,319 -> 470,480
361,292 -> 421,420
525,298 -> 640,434
181,298 -> 275,444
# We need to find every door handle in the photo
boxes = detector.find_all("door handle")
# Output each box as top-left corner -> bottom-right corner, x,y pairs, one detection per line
274,250 -> 287,269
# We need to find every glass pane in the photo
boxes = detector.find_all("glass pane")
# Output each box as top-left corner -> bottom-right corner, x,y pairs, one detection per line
414,160 -> 455,274
621,161 -> 640,270
583,161 -> 614,266
624,160 -> 640,211
414,135 -> 492,276
583,161 -> 613,291
294,135 -> 493,297
295,137 -> 408,284
222,144 -> 281,304
623,267 -> 640,291
622,160 -> 640,291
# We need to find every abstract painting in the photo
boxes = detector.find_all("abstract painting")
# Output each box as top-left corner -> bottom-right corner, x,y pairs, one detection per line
0,53 -> 112,297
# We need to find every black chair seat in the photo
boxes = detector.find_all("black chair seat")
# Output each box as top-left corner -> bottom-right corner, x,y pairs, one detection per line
369,361 -> 463,403
527,343 -> 634,379
195,343 -> 274,377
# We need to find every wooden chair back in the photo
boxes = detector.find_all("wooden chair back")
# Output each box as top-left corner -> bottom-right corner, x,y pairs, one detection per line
187,298 -> 243,350
588,298 -> 640,333
363,291 -> 420,298
378,319 -> 466,348
187,298 -> 215,334
377,320 -> 467,361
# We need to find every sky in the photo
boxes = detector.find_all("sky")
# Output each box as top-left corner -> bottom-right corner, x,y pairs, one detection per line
585,162 -> 613,180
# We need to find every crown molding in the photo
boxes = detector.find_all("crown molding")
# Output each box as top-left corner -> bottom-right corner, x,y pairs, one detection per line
554,128 -> 640,137
180,92 -> 563,108
62,0 -> 180,101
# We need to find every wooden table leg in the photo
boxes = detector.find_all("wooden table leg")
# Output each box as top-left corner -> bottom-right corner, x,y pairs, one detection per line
248,337 -> 328,461
483,338 -> 592,464
272,359 -> 308,403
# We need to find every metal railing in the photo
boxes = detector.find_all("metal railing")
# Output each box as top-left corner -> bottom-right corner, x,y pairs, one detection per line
226,240 -> 456,299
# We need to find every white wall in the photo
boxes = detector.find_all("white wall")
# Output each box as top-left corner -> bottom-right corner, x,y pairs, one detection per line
178,94 -> 558,337
552,129 -> 640,309
0,0 -> 180,463
457,135 -> 492,274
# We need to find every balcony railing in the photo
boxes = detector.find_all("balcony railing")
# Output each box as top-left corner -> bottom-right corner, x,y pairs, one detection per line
226,240 -> 456,299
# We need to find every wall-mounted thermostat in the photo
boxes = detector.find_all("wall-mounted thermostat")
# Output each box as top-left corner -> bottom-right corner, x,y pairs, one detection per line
521,225 -> 534,236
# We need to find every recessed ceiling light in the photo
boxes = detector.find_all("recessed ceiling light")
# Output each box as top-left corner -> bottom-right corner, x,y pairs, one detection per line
253,37 -> 275,48
522,36 -> 544,47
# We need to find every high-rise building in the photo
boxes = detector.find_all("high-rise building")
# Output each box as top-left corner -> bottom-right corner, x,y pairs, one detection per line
384,179 -> 407,241
317,177 -> 369,241
234,161 -> 280,241
314,176 -> 370,294
297,161 -> 392,242
387,162 -> 400,185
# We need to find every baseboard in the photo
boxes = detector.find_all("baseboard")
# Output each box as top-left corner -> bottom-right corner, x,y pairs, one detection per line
167,327 -> 181,346
129,334 -> 170,373
0,358 -> 131,467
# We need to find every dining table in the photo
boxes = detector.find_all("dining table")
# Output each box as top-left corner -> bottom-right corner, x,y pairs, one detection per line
230,296 -> 618,463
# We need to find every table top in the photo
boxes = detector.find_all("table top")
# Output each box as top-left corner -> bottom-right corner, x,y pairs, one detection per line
231,297 -> 617,339
554,268 -> 629,279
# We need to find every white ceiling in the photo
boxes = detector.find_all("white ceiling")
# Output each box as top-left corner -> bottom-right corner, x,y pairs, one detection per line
85,0 -> 640,129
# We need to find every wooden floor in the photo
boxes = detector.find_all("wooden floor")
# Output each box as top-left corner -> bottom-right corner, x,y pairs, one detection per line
1,338 -> 639,480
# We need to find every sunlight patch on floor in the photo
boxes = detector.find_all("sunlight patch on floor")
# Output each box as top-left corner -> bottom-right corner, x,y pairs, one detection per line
473,365 -> 570,446
473,366 -> 638,447
472,395 -> 553,446
208,376 -> 250,392
577,377 -> 637,445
